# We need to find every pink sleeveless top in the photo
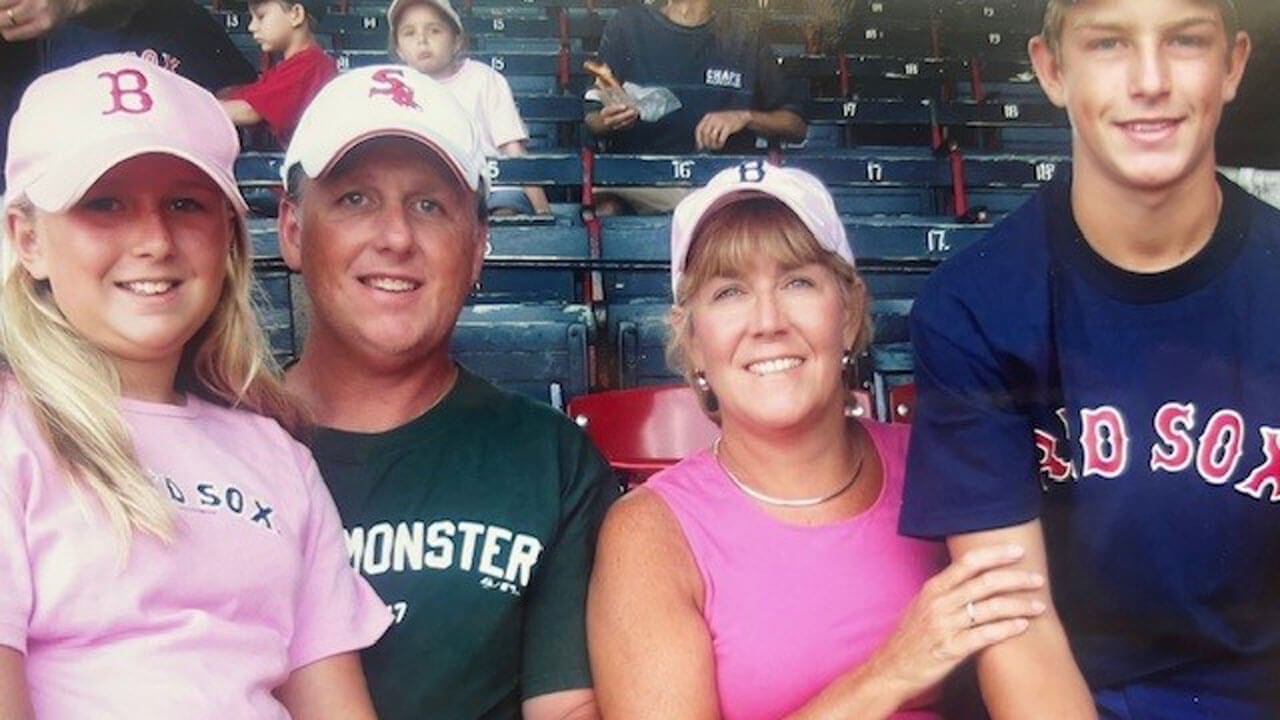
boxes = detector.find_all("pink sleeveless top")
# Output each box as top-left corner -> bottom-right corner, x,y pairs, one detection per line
646,420 -> 946,720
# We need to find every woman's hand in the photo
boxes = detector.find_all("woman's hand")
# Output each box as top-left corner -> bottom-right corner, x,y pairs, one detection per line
864,543 -> 1046,705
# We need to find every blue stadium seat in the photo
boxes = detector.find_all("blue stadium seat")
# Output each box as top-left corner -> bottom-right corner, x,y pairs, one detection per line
830,186 -> 934,216
869,341 -> 914,420
252,269 -> 297,364
480,219 -> 590,303
609,299 -> 676,388
453,302 -> 593,409
235,152 -> 285,216
246,217 -> 294,362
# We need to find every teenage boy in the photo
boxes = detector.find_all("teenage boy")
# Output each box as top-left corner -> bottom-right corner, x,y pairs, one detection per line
901,0 -> 1280,717
221,0 -> 336,145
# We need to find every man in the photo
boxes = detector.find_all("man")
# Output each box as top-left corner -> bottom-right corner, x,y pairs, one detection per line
583,0 -> 806,215
276,66 -> 616,720
901,0 -> 1280,717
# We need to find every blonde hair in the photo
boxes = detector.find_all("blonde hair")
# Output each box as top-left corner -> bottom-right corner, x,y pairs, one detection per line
0,198 -> 304,547
1041,0 -> 1240,54
665,196 -> 872,415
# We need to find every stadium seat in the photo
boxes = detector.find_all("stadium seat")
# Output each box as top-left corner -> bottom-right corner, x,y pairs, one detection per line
453,302 -> 593,409
887,382 -> 916,423
869,342 -> 913,421
567,384 -> 874,487
608,299 -> 676,388
480,219 -> 590,302
567,384 -> 719,484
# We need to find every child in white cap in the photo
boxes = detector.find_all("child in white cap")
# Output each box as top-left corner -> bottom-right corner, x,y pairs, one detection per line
387,0 -> 552,215
0,54 -> 389,719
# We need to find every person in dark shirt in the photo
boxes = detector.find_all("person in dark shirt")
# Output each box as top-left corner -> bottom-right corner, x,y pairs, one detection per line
584,0 -> 806,215
901,0 -> 1280,717
1,0 -> 255,192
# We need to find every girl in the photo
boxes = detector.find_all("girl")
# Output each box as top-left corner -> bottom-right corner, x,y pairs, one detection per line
0,54 -> 389,719
388,0 -> 553,215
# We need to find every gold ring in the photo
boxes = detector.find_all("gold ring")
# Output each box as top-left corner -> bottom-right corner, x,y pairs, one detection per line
6,8 -> 17,27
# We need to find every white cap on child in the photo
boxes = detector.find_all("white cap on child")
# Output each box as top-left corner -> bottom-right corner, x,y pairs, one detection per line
283,64 -> 486,195
4,53 -> 247,215
669,161 -> 854,295
387,0 -> 463,33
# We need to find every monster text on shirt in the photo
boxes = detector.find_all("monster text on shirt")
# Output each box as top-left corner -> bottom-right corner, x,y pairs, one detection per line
345,519 -> 545,594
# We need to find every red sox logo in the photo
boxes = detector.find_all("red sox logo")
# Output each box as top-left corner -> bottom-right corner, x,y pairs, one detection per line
99,69 -> 154,115
369,68 -> 421,109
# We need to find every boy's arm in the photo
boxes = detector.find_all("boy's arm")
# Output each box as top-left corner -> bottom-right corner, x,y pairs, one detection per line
901,253 -> 1096,719
947,521 -> 1097,720
220,99 -> 262,126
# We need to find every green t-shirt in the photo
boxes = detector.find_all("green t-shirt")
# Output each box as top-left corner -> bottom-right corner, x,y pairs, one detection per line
310,367 -> 618,720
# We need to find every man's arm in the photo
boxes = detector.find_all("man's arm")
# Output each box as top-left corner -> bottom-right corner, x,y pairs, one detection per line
694,108 -> 806,150
520,429 -> 618,716
947,520 -> 1097,720
523,688 -> 598,720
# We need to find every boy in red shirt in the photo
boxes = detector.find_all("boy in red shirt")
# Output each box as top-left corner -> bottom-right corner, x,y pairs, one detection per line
221,0 -> 336,146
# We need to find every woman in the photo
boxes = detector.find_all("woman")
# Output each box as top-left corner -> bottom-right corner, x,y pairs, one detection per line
588,162 -> 1044,719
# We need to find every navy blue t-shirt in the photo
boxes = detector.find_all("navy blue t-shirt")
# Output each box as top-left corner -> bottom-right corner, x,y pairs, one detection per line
901,176 -> 1280,705
590,5 -> 803,154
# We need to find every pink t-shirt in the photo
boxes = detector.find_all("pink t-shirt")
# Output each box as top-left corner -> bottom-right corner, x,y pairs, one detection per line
646,420 -> 947,720
0,381 -> 391,718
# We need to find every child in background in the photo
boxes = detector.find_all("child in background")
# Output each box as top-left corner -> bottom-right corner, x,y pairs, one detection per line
221,0 -> 337,146
389,0 -> 552,215
0,55 -> 389,719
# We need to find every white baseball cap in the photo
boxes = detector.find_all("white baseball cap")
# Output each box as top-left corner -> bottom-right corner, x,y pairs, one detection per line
4,53 -> 247,215
387,0 -> 463,35
670,162 -> 853,295
283,65 -> 485,195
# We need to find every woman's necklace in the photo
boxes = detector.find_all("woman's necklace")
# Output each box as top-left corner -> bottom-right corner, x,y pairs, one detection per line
712,437 -> 864,508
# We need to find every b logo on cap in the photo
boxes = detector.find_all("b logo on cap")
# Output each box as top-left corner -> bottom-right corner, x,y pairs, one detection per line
369,69 -> 420,110
99,69 -> 154,115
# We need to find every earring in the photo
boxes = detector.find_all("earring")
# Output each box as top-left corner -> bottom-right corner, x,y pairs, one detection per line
693,371 -> 719,413
841,351 -> 853,369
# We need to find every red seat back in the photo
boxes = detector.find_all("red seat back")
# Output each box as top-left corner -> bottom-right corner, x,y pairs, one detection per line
568,385 -> 876,485
567,385 -> 719,477
888,383 -> 917,423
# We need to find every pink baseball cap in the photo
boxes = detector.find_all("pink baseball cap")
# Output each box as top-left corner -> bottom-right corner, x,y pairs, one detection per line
387,0 -> 463,33
4,53 -> 247,215
669,161 -> 854,295
283,65 -> 486,195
